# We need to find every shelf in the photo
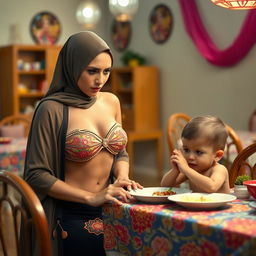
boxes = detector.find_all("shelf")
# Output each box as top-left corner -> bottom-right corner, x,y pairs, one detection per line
110,66 -> 160,131
117,88 -> 132,93
19,92 -> 44,98
18,70 -> 46,75
0,44 -> 61,118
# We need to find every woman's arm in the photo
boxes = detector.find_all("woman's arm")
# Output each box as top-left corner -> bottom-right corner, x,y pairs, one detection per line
49,179 -> 133,206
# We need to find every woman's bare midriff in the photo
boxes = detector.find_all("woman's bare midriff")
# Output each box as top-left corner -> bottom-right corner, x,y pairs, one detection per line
65,150 -> 114,193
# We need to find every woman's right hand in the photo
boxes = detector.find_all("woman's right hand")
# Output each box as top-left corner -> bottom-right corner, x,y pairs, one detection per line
89,182 -> 133,207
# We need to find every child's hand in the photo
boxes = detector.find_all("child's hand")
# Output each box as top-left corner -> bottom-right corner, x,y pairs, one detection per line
171,149 -> 189,173
170,152 -> 179,172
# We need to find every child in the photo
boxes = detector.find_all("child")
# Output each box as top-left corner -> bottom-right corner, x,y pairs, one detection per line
161,115 -> 230,193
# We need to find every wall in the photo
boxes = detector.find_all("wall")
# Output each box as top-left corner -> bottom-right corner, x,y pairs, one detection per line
0,0 -> 108,45
107,0 -> 256,171
1,0 -> 255,172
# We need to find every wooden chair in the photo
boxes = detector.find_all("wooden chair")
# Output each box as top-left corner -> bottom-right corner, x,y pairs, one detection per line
0,114 -> 32,137
223,124 -> 243,171
229,142 -> 256,188
0,171 -> 51,256
167,113 -> 191,154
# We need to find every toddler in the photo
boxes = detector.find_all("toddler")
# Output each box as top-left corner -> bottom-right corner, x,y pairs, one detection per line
161,115 -> 230,193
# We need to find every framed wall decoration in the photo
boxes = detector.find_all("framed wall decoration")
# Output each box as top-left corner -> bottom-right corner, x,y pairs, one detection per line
111,19 -> 131,52
149,4 -> 173,44
30,11 -> 61,45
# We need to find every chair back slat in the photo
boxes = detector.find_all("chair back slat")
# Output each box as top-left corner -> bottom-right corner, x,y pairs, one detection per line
229,143 -> 256,187
167,113 -> 190,153
0,114 -> 32,137
0,171 -> 51,256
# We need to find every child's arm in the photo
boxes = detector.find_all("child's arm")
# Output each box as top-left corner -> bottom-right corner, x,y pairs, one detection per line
172,150 -> 228,193
161,154 -> 187,187
183,165 -> 227,193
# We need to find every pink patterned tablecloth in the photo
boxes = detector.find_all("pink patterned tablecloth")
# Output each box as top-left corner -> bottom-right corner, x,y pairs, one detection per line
0,138 -> 27,176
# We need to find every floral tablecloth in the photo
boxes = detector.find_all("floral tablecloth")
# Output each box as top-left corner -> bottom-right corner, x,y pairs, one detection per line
103,199 -> 256,256
0,138 -> 27,176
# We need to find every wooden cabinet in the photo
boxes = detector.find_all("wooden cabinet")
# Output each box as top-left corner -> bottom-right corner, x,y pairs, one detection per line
0,44 -> 61,118
107,66 -> 163,179
109,66 -> 160,131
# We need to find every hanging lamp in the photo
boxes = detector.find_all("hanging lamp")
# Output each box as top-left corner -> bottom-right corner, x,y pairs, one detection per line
76,1 -> 101,28
109,0 -> 139,22
211,0 -> 256,10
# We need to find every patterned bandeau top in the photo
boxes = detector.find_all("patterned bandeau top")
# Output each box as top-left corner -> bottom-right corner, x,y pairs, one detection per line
65,123 -> 127,162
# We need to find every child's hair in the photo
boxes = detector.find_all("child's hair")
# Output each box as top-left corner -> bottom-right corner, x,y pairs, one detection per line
181,115 -> 228,150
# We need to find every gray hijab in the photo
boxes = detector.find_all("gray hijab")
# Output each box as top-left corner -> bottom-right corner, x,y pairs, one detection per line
43,31 -> 113,108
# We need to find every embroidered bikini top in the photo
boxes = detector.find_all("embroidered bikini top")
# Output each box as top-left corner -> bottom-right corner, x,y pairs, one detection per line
65,123 -> 127,162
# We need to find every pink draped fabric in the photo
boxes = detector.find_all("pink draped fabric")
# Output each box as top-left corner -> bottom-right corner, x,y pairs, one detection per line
179,0 -> 256,66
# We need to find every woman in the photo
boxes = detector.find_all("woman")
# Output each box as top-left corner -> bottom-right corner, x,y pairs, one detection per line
23,31 -> 142,256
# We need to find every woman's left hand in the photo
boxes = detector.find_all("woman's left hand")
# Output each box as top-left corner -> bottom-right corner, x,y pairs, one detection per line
114,178 -> 143,191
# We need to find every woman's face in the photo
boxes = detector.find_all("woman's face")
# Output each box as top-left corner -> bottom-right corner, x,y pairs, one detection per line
77,52 -> 112,97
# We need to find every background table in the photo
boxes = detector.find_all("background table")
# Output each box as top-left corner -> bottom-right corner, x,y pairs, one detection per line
103,199 -> 256,256
236,130 -> 256,148
0,138 -> 27,176
228,130 -> 256,164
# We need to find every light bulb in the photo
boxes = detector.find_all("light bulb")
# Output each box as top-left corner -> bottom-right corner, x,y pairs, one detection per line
109,0 -> 138,21
76,1 -> 101,28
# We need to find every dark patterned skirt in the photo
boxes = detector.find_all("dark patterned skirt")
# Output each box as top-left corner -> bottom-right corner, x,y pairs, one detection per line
61,201 -> 106,256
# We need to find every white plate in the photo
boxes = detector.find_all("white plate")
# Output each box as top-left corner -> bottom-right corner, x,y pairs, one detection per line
130,187 -> 192,203
168,193 -> 237,209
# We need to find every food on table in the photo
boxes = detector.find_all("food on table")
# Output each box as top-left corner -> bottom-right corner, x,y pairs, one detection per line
152,188 -> 176,196
0,137 -> 12,144
179,195 -> 215,202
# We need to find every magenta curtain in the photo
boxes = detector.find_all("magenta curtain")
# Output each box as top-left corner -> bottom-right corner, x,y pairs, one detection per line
179,0 -> 256,66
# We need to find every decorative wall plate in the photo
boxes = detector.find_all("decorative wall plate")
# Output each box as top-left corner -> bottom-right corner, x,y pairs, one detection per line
149,4 -> 173,44
30,11 -> 61,45
111,19 -> 131,51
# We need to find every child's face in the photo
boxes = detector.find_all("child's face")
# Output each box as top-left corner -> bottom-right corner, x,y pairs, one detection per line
181,137 -> 218,173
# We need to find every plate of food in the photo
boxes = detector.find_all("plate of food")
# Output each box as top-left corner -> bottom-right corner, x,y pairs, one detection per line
168,193 -> 237,209
0,137 -> 12,144
130,187 -> 192,203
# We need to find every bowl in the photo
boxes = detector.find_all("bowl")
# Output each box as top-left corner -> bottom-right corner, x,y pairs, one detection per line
234,185 -> 250,199
243,180 -> 256,199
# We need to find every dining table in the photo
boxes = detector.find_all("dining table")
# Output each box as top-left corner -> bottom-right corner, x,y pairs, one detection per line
103,198 -> 256,256
0,137 -> 27,176
228,130 -> 256,164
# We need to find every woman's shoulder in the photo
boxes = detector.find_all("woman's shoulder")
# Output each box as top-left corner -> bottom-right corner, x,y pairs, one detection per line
35,100 -> 64,119
39,99 -> 63,107
100,91 -> 119,104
